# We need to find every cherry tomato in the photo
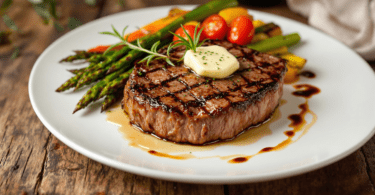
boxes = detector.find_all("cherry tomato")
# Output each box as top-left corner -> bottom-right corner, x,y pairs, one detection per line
201,14 -> 229,40
173,25 -> 204,43
227,15 -> 254,45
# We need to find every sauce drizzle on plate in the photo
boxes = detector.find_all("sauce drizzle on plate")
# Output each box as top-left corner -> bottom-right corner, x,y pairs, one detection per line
107,71 -> 320,163
229,76 -> 320,163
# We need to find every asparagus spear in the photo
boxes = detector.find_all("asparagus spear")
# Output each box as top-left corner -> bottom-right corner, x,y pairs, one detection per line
247,33 -> 300,52
75,45 -> 131,80
99,68 -> 133,98
67,67 -> 86,74
87,54 -> 107,64
60,50 -> 96,62
106,38 -> 172,74
68,0 -> 239,113
101,89 -> 124,112
254,22 -> 282,38
56,72 -> 85,92
59,45 -> 121,64
86,45 -> 131,72
76,0 -> 239,89
73,66 -> 128,113
105,0 -> 239,75
254,23 -> 278,34
56,45 -> 131,92
74,49 -> 141,90
57,61 -> 103,92
60,44 -> 124,64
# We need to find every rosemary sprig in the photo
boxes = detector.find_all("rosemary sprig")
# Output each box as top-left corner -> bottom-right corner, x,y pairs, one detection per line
169,24 -> 206,53
100,25 -> 178,66
100,24 -> 206,66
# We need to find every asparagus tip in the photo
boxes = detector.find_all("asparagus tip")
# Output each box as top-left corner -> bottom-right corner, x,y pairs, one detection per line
73,107 -> 80,114
67,69 -> 75,74
56,87 -> 65,92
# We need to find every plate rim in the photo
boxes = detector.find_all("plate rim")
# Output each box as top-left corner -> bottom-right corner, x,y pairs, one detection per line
28,5 -> 375,184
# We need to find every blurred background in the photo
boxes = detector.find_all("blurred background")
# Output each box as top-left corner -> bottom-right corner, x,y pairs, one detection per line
2,0 -> 373,60
0,0 -> 298,59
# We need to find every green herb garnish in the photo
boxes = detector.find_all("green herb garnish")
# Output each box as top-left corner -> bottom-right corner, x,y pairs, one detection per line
170,24 -> 207,53
101,25 -> 206,66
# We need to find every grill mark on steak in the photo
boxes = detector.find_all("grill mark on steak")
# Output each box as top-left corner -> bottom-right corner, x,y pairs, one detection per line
127,40 -> 286,118
124,39 -> 286,144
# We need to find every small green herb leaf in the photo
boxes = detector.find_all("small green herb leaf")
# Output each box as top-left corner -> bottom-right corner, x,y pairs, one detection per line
121,26 -> 128,37
99,31 -> 116,36
11,47 -> 19,59
165,58 -> 174,66
33,4 -> 51,24
100,25 -> 206,67
111,25 -> 122,39
169,25 -> 206,53
68,17 -> 81,29
2,14 -> 19,31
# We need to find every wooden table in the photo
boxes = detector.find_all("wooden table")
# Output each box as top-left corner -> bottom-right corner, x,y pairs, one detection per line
1,0 -> 375,194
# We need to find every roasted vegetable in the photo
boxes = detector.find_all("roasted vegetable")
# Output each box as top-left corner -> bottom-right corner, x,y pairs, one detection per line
218,7 -> 253,24
124,8 -> 189,42
247,33 -> 300,52
266,46 -> 288,55
280,52 -> 307,70
227,15 -> 254,45
59,50 -> 96,62
58,0 -> 239,113
201,14 -> 229,40
252,20 -> 265,28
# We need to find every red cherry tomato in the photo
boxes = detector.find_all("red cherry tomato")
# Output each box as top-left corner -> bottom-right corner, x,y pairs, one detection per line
201,14 -> 229,40
173,25 -> 204,43
227,16 -> 254,45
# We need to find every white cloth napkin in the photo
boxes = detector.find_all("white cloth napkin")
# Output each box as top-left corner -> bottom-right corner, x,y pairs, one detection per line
287,0 -> 375,61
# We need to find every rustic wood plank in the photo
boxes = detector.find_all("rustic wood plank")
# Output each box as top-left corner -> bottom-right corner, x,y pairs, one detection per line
0,0 -> 103,194
0,50 -> 51,194
1,0 -> 375,194
0,3 -> 57,191
38,137 -> 133,194
360,134 -> 375,188
37,137 -> 225,195
228,151 -> 375,195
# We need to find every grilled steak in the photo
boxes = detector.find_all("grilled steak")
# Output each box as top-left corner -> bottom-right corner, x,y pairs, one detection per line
123,40 -> 286,144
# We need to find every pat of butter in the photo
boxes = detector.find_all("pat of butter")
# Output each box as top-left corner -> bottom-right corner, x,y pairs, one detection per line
183,45 -> 239,79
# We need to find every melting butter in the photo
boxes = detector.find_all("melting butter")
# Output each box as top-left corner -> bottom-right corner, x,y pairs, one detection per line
184,45 -> 239,78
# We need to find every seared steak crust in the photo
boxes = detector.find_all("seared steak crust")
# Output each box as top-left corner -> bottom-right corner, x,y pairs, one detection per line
123,40 -> 286,144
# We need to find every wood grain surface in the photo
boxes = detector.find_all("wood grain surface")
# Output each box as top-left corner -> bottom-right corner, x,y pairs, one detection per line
1,0 -> 375,194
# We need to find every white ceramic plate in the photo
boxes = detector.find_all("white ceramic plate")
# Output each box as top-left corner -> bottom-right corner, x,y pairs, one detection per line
29,5 -> 375,184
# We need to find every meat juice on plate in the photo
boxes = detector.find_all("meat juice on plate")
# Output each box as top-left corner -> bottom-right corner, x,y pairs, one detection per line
106,70 -> 320,163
